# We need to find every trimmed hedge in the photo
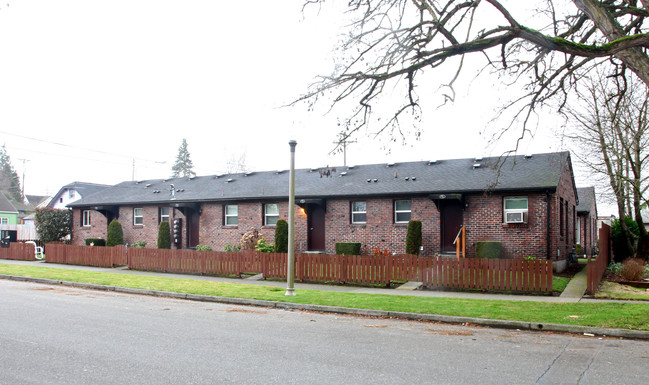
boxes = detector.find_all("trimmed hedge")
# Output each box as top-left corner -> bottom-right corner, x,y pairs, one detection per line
106,220 -> 124,247
476,241 -> 501,259
335,242 -> 361,255
406,220 -> 422,255
275,219 -> 289,253
157,221 -> 171,249
85,238 -> 105,247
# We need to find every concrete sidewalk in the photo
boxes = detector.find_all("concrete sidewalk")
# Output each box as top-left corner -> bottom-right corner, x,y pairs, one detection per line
0,258 -> 618,304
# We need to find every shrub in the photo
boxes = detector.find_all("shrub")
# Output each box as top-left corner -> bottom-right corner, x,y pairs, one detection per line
157,221 -> 171,249
405,220 -> 422,255
274,219 -> 289,253
224,243 -> 241,252
575,243 -> 582,255
335,242 -> 361,255
524,256 -> 537,261
240,227 -> 263,250
195,244 -> 212,251
607,262 -> 623,275
620,258 -> 647,281
85,238 -> 105,246
131,241 -> 146,248
34,208 -> 72,244
371,247 -> 392,257
255,238 -> 275,253
106,220 -> 124,247
611,217 -> 639,262
476,241 -> 501,259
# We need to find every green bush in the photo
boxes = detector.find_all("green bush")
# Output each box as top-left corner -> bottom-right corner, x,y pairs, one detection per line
195,244 -> 213,251
405,220 -> 422,255
275,219 -> 289,253
157,221 -> 171,249
611,217 -> 639,262
34,208 -> 72,244
224,243 -> 241,252
106,220 -> 124,247
85,238 -> 105,246
255,238 -> 275,253
476,241 -> 501,259
131,241 -> 146,248
335,242 -> 361,255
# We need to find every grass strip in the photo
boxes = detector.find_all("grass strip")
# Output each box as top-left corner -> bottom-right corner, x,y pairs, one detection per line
2,263 -> 648,331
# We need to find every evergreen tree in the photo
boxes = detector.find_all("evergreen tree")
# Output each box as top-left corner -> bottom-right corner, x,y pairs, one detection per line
34,208 -> 72,244
157,221 -> 171,249
0,144 -> 22,201
171,139 -> 196,178
106,220 -> 124,247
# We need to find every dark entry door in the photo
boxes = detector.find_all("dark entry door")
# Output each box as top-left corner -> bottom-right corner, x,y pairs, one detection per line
186,210 -> 200,248
440,200 -> 463,253
307,204 -> 326,251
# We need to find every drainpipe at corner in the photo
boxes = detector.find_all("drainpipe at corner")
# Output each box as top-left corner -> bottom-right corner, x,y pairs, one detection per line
546,192 -> 552,260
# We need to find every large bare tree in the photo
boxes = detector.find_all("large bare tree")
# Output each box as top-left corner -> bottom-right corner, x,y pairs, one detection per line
567,74 -> 649,259
297,0 -> 649,145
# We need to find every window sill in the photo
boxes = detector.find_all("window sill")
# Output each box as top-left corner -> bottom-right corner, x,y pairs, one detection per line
222,225 -> 239,229
501,222 -> 529,227
132,225 -> 144,229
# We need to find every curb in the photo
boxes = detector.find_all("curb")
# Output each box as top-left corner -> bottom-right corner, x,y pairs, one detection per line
3,274 -> 649,340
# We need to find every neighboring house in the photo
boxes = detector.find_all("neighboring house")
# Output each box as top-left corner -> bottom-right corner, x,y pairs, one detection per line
0,193 -> 19,225
68,152 -> 579,264
48,182 -> 110,209
576,187 -> 598,256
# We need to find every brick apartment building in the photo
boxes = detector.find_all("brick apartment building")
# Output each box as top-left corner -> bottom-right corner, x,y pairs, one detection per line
68,151 -> 584,263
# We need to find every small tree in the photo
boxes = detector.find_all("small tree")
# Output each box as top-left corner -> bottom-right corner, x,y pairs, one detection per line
106,220 -> 124,247
405,220 -> 422,255
171,138 -> 196,178
157,221 -> 171,249
34,208 -> 71,244
274,219 -> 288,253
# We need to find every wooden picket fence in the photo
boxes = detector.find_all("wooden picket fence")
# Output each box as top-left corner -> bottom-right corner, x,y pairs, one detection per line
44,243 -> 127,268
586,224 -> 612,295
0,242 -> 36,261
2,244 -> 553,293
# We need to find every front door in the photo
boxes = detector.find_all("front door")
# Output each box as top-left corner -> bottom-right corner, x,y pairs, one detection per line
185,210 -> 200,248
307,204 -> 326,251
440,200 -> 463,253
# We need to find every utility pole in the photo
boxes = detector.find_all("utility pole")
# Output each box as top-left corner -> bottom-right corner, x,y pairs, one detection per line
333,132 -> 356,167
286,140 -> 297,296
19,158 -> 29,201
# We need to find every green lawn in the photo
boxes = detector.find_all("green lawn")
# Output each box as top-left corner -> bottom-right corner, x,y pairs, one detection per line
2,262 -> 648,331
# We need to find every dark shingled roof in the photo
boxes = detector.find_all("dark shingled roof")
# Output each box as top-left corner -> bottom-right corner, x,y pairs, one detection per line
0,192 -> 18,213
577,187 -> 596,214
69,152 -> 573,208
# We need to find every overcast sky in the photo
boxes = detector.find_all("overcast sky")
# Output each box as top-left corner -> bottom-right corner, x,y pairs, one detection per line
1,1 -> 590,207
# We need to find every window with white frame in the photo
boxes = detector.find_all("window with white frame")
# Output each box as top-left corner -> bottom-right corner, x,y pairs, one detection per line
82,210 -> 91,227
159,207 -> 170,223
225,204 -> 238,226
264,203 -> 279,226
351,201 -> 367,224
133,208 -> 144,226
504,197 -> 528,223
0,217 -> 8,225
394,200 -> 411,223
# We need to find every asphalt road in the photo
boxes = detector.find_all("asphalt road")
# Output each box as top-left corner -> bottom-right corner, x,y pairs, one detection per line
1,280 -> 648,385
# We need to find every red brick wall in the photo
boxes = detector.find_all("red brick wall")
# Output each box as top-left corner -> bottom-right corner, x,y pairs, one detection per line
71,209 -> 107,245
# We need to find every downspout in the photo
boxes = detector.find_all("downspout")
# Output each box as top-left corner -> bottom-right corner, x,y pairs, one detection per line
546,192 -> 552,260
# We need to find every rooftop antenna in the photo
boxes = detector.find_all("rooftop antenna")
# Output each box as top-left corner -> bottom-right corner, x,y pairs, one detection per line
333,131 -> 357,167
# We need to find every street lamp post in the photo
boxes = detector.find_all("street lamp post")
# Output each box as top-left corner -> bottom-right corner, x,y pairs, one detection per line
285,140 -> 297,296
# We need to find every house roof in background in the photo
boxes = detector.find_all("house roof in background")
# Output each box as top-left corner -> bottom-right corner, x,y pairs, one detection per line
48,182 -> 111,207
0,192 -> 18,213
69,152 -> 574,208
577,187 -> 597,214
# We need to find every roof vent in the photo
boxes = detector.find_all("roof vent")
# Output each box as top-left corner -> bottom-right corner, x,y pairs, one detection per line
244,172 -> 254,176
475,156 -> 483,162
275,170 -> 284,174
340,172 -> 347,176
405,177 -> 409,181
145,184 -> 152,188
411,177 -> 416,181
524,154 -> 533,159
373,179 -> 378,183
386,162 -> 395,167
310,168 -> 319,173
348,165 -> 356,169
473,163 -> 481,169
428,160 -> 438,165
188,176 -> 196,180
226,179 -> 234,183
367,179 -> 371,183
